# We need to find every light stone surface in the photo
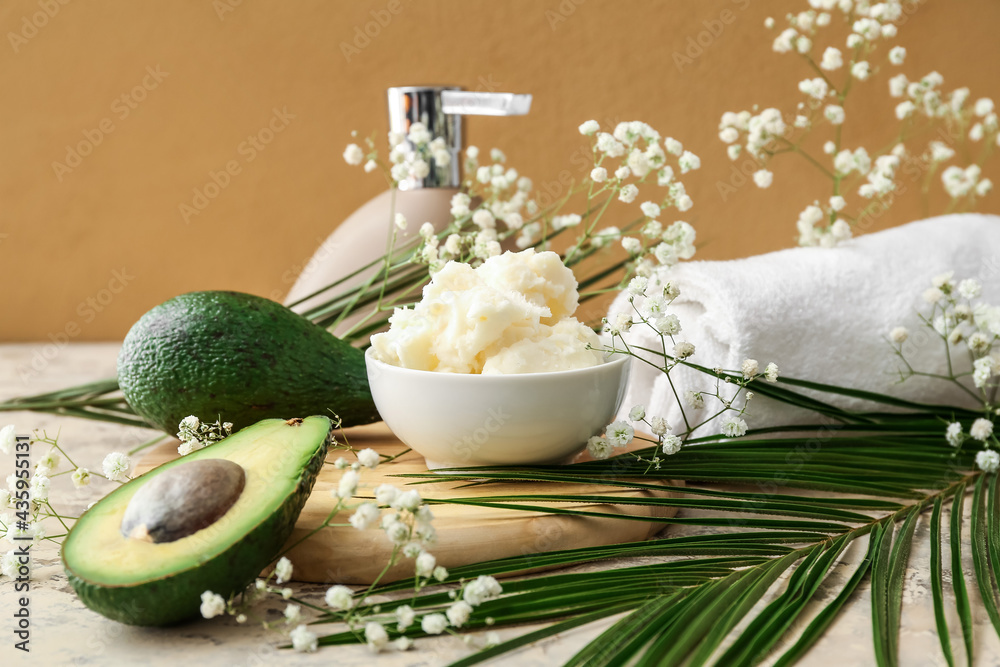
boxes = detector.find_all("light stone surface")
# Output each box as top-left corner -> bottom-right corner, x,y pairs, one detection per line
0,343 -> 998,666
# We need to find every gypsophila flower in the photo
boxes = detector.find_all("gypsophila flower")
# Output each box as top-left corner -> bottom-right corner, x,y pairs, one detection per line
977,450 -> 1000,474
618,184 -> 639,204
446,600 -> 474,628
1,550 -> 17,579
394,604 -> 416,631
820,46 -> 843,71
971,418 -> 994,442
824,105 -> 845,125
798,77 -> 828,100
621,237 -> 642,255
607,421 -> 634,447
200,591 -> 226,619
889,327 -> 909,344
290,624 -> 318,653
72,468 -> 91,488
650,417 -> 669,436
274,556 -> 293,584
422,613 -> 448,635
823,141 -> 836,155
463,575 -> 503,606
365,621 -> 389,653
392,489 -> 422,512
678,151 -> 701,173
888,46 -> 906,65
741,358 -> 759,378
673,342 -> 695,359
349,502 -> 379,531
664,137 -> 683,156
629,405 -> 646,422
337,469 -> 359,499
325,585 -> 354,610
946,422 -> 963,447
975,98 -> 995,117
343,143 -> 364,166
590,167 -> 607,183
0,425 -> 16,456
357,448 -> 380,469
640,201 -> 661,218
753,170 -> 773,188
958,279 -> 982,300
283,603 -> 301,624
415,551 -> 436,577
851,61 -> 871,81
102,452 -> 132,482
29,475 -> 49,503
661,434 -> 683,456
722,416 -> 748,438
587,436 -> 613,460
579,119 -> 600,136
684,390 -> 705,410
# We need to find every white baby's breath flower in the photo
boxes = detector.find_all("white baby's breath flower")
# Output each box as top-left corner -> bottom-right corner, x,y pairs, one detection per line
722,416 -> 748,438
764,16 -> 775,29
719,127 -> 739,144
590,167 -> 607,183
798,77 -> 828,100
672,341 -> 695,359
200,591 -> 226,619
579,119 -> 600,136
678,151 -> 701,173
290,624 -> 318,653
446,600 -> 474,629
824,105 -> 845,125
661,434 -> 683,456
685,390 -> 704,410
664,137 -> 683,156
823,141 -> 836,155
627,276 -> 649,296
888,73 -> 908,98
606,421 -> 634,447
71,467 -> 91,488
364,621 -> 389,653
629,405 -> 646,422
349,502 -> 379,531
394,604 -> 415,631
895,101 -> 915,120
820,47 -> 843,71
888,46 -> 906,65
587,436 -> 613,460
29,475 -> 49,503
650,417 -> 669,437
945,422 -> 963,447
618,184 -> 639,204
640,201 -> 661,218
741,358 -> 759,378
325,584 -> 354,610
337,469 -> 359,499
615,166 -> 631,180
621,237 -> 642,255
977,450 -> 1000,473
971,418 -> 995,442
283,603 -> 301,624
393,213 -> 408,231
415,551 -> 436,578
363,160 -> 377,173
343,143 -> 364,166
851,61 -> 871,81
753,170 -> 773,188
357,448 -> 380,469
975,98 -> 995,117
392,489 -> 422,512
958,279 -> 982,300
889,327 -> 909,344
422,613 -> 449,635
274,556 -> 293,584
0,425 -> 14,456
828,195 -> 846,211
102,452 -> 132,482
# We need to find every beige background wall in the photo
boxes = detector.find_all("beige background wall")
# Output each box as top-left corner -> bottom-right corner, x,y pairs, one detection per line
3,0 -> 999,341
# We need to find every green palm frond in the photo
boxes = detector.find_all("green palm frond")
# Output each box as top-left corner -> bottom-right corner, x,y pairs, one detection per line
310,380 -> 996,667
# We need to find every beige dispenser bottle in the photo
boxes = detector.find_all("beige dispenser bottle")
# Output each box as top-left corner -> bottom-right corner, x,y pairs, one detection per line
284,86 -> 532,332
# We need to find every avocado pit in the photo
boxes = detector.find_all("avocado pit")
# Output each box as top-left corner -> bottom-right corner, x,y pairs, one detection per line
121,458 -> 246,543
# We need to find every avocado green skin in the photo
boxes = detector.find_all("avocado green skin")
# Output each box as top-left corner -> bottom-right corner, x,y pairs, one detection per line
117,290 -> 379,434
62,419 -> 330,627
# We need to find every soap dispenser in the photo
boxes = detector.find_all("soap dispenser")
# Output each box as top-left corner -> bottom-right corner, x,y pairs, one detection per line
284,86 -> 532,328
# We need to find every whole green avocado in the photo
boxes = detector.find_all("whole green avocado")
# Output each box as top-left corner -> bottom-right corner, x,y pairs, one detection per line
117,291 -> 380,434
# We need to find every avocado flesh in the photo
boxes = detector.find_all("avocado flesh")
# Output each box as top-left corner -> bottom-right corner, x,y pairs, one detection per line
117,290 -> 380,434
62,416 -> 330,626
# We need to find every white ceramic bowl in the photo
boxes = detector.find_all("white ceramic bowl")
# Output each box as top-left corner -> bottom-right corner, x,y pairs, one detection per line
365,349 -> 632,469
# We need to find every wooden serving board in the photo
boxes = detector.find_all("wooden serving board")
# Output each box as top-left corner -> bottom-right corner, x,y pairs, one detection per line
136,423 -> 680,584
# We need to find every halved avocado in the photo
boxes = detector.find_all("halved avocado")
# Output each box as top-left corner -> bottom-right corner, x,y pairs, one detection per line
62,416 -> 331,626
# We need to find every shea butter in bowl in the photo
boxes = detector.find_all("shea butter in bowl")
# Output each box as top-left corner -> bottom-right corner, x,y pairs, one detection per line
365,349 -> 631,469
365,248 -> 631,469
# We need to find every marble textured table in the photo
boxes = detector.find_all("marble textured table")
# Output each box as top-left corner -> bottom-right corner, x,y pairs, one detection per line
0,343 -> 997,666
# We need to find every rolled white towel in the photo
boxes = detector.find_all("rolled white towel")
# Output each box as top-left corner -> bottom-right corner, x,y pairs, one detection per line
608,213 -> 1000,435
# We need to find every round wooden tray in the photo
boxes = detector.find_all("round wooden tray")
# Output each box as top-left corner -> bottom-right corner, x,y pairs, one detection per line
136,422 -> 681,584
